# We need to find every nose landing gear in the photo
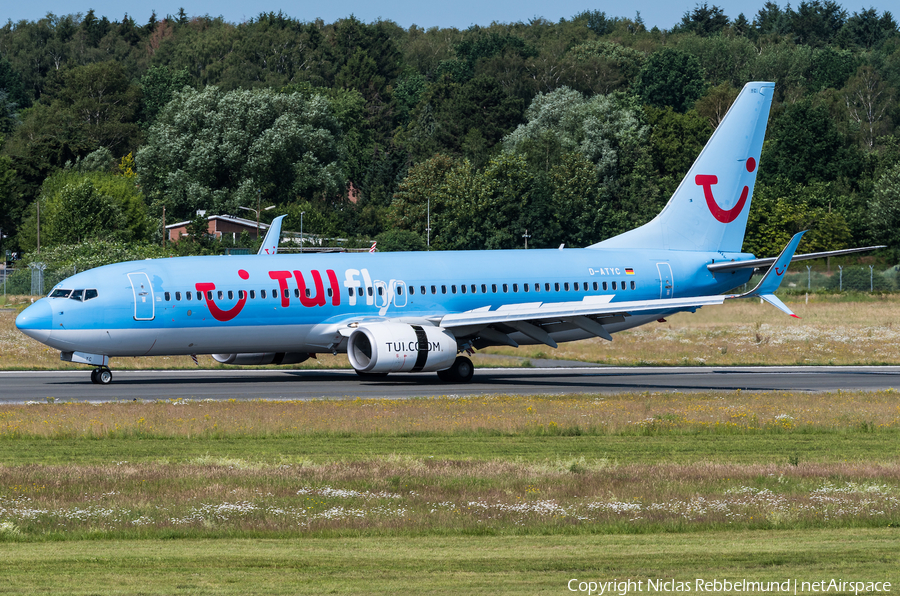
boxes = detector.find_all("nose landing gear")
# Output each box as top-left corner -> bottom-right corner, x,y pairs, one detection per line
90,367 -> 113,385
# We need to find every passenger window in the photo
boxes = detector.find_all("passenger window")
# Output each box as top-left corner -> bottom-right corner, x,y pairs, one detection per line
165,292 -> 171,301
471,284 -> 476,294
217,291 -> 223,300
593,282 -> 598,291
612,281 -> 617,290
378,286 -> 384,296
564,283 -> 570,291
69,289 -> 84,301
284,289 -> 290,299
630,281 -> 636,290
261,289 -> 267,299
196,292 -> 201,301
534,283 -> 540,292
238,290 -> 244,300
523,284 -> 528,292
250,290 -> 256,299
84,289 -> 98,301
545,283 -> 550,292
621,280 -> 625,289
554,283 -> 560,291
574,282 -> 579,291
431,286 -> 437,294
422,286 -> 427,295
175,292 -> 182,301
306,288 -> 312,297
502,284 -> 508,292
492,284 -> 497,293
513,284 -> 518,292
441,285 -> 447,294
398,286 -> 404,295
408,286 -> 414,295
603,282 -> 608,291
460,285 -> 466,294
451,285 -> 457,294
481,284 -> 487,294
186,292 -> 192,301
327,288 -> 333,297
227,290 -> 233,300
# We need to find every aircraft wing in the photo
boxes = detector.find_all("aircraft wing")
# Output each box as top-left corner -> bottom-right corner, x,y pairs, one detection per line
435,294 -> 726,348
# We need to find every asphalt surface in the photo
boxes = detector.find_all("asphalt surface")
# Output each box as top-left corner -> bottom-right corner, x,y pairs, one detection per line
2,366 -> 900,403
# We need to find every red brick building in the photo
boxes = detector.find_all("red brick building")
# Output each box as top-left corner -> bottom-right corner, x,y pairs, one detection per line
165,214 -> 270,243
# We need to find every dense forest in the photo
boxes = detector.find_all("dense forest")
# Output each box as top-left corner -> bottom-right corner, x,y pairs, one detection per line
1,1 -> 900,270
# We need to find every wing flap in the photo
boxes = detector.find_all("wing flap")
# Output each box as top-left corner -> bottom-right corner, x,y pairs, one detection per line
439,295 -> 726,329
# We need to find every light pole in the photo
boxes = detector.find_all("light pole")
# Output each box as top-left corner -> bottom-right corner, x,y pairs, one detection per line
300,211 -> 305,252
522,229 -> 531,249
238,204 -> 275,239
426,198 -> 431,248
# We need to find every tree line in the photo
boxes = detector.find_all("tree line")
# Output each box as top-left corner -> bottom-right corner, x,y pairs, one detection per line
1,1 -> 900,264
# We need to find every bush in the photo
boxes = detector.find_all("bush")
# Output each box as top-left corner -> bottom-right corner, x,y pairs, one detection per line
825,266 -> 895,292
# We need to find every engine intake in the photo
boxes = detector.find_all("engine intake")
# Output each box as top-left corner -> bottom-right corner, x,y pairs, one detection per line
212,352 -> 310,366
348,323 -> 457,373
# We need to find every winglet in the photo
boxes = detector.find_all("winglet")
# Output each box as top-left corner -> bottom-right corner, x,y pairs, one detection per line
257,215 -> 285,256
730,231 -> 805,317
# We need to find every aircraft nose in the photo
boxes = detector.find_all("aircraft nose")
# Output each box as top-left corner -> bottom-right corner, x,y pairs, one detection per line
15,300 -> 53,344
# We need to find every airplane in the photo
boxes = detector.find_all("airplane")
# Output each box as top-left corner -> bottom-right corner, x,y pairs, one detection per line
15,81 -> 880,385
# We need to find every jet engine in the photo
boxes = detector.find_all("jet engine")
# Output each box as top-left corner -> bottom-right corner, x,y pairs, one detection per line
211,352 -> 311,366
347,323 -> 457,373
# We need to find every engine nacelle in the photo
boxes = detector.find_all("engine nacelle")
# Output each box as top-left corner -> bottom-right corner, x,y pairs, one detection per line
212,352 -> 310,366
347,323 -> 457,373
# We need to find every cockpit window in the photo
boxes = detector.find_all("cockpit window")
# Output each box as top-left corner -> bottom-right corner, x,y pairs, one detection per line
84,289 -> 98,301
50,289 -> 72,298
69,289 -> 84,301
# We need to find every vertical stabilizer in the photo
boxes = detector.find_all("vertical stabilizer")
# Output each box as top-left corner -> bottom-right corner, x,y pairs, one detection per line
591,81 -> 774,253
257,215 -> 285,255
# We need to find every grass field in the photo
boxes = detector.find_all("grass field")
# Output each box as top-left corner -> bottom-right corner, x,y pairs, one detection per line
0,394 -> 899,593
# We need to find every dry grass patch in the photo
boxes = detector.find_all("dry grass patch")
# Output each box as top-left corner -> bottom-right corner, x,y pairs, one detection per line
2,391 -> 899,438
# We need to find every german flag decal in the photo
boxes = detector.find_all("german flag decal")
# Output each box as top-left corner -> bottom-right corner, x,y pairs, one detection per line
625,268 -> 635,275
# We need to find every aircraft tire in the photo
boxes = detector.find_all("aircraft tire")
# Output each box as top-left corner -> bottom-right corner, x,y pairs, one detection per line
90,369 -> 99,384
97,368 -> 113,385
438,357 -> 474,383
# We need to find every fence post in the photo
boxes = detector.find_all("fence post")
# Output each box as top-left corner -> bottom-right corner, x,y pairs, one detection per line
838,265 -> 843,292
870,265 -> 874,292
807,265 -> 811,290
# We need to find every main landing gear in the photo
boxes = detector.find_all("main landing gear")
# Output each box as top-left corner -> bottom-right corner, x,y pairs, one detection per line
437,356 -> 474,383
90,366 -> 113,385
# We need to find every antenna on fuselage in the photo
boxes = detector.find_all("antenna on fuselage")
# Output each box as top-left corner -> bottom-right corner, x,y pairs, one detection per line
257,215 -> 285,256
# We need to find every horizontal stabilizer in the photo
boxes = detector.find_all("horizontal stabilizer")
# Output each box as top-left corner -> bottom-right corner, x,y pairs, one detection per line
708,245 -> 885,274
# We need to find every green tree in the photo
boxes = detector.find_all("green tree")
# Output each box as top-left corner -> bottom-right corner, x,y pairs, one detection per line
136,86 -> 346,219
679,3 -> 729,36
634,48 -> 706,112
868,164 -> 900,254
761,99 -> 860,185
373,229 -> 427,252
140,65 -> 191,125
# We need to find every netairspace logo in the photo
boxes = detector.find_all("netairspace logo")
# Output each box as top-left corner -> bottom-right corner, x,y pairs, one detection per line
567,578 -> 892,595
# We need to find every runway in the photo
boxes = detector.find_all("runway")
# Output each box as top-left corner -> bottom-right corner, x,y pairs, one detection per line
2,366 -> 900,403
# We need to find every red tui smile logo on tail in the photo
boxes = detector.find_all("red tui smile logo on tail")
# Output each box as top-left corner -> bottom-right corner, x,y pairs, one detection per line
695,157 -> 756,224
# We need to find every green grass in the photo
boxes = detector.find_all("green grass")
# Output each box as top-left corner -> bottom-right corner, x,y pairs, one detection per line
1,431 -> 898,465
0,531 -> 897,595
